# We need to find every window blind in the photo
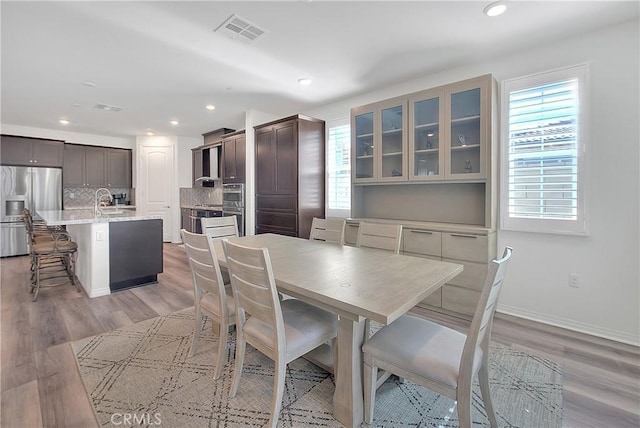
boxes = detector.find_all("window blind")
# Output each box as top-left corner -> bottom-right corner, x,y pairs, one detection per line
327,124 -> 351,210
507,79 -> 579,220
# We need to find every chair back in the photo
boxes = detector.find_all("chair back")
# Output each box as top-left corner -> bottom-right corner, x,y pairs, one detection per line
356,221 -> 402,254
222,240 -> 285,350
201,216 -> 239,241
461,247 -> 512,373
309,217 -> 346,245
181,229 -> 228,313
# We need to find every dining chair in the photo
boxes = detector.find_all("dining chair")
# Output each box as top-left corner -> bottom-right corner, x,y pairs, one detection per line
355,221 -> 403,340
362,247 -> 513,428
309,217 -> 346,245
201,215 -> 239,242
356,221 -> 402,254
180,229 -> 235,379
222,239 -> 338,428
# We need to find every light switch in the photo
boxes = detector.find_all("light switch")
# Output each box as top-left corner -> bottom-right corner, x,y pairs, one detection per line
96,231 -> 104,241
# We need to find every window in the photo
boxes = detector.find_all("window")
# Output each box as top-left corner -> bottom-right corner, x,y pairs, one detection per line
501,65 -> 587,234
326,121 -> 351,218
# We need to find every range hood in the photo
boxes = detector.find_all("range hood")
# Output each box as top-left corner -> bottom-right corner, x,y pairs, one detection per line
195,146 -> 220,183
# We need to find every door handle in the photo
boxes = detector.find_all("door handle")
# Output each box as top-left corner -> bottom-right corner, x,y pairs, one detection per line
410,230 -> 433,235
450,233 -> 477,239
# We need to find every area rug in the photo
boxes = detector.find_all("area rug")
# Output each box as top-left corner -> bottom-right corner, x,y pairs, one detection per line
72,309 -> 563,427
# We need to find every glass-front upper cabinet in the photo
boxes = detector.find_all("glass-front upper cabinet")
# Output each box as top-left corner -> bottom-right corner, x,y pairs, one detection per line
409,88 -> 444,181
445,76 -> 490,180
352,104 -> 376,182
378,98 -> 407,181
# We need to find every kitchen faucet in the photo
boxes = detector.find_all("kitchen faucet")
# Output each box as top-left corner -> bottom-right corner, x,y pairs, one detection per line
95,188 -> 113,216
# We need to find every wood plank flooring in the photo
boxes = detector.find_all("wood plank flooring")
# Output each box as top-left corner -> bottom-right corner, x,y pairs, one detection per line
1,243 -> 638,427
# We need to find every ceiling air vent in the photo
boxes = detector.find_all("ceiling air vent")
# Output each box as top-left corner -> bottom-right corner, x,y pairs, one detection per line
94,103 -> 122,112
215,14 -> 267,43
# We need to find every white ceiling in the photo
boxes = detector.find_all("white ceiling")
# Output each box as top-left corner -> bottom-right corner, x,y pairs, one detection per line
1,1 -> 638,139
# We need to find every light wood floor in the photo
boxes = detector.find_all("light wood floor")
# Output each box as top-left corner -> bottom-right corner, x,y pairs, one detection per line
1,243 -> 638,427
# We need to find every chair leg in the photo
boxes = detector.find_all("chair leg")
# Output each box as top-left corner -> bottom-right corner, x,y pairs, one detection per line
268,358 -> 286,428
229,328 -> 246,398
363,361 -> 377,424
479,362 -> 498,428
456,386 -> 473,428
32,256 -> 41,302
213,322 -> 229,380
190,306 -> 203,357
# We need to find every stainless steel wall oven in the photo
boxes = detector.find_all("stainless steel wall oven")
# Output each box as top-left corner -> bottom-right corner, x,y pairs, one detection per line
222,183 -> 245,236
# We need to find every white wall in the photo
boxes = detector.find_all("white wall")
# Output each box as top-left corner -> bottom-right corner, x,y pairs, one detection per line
0,124 -> 135,149
306,19 -> 640,345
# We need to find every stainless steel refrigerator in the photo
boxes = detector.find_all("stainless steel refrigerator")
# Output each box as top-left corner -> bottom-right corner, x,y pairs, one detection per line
1,166 -> 62,257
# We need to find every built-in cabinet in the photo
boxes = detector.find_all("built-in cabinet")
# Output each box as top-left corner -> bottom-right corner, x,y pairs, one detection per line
254,114 -> 325,238
63,144 -> 132,188
221,130 -> 246,183
353,75 -> 492,184
349,74 -> 498,319
0,135 -> 64,167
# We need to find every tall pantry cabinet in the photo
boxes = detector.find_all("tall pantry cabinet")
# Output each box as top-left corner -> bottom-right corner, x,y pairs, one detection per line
254,114 -> 325,239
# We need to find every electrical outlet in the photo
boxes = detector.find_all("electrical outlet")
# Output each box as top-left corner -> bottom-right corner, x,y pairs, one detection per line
569,273 -> 579,288
69,192 -> 75,199
96,231 -> 104,241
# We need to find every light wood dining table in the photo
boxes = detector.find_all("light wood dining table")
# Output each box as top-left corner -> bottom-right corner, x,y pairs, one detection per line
212,233 -> 463,428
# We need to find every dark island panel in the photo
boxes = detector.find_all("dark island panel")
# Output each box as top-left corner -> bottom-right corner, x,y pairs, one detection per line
109,219 -> 163,292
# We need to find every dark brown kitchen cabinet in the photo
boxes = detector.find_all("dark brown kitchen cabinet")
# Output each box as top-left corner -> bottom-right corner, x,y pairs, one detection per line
1,135 -> 64,167
107,148 -> 132,187
63,144 -> 107,187
254,114 -> 325,239
222,130 -> 245,183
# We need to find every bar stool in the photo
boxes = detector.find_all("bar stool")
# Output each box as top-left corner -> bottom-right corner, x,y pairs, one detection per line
22,209 -> 81,301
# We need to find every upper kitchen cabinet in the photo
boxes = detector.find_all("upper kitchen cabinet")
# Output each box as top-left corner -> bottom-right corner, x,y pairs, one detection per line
107,148 -> 132,188
352,97 -> 407,183
203,127 -> 235,146
0,135 -> 64,167
221,130 -> 246,183
63,144 -> 107,187
444,75 -> 491,180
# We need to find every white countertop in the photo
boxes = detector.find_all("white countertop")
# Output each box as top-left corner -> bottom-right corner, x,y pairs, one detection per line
37,209 -> 162,226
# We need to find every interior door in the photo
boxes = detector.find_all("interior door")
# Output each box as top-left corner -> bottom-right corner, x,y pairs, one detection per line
139,145 -> 174,242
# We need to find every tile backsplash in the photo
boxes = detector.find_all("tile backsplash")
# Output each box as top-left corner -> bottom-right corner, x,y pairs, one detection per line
64,187 -> 132,208
180,183 -> 222,207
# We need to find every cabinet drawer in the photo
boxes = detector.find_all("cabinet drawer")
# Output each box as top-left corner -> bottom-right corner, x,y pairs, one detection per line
256,211 -> 297,234
443,258 -> 487,291
402,229 -> 441,257
442,233 -> 489,263
344,222 -> 359,246
421,288 -> 442,307
256,195 -> 297,212
442,285 -> 480,316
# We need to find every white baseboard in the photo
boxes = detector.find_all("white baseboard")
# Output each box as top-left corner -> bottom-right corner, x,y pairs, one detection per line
497,304 -> 640,347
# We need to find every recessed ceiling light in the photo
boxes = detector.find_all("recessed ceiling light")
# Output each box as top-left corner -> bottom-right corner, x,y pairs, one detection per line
146,130 -> 154,136
484,1 -> 507,17
298,78 -> 312,86
170,120 -> 179,126
59,119 -> 70,125
206,105 -> 216,110
82,81 -> 96,87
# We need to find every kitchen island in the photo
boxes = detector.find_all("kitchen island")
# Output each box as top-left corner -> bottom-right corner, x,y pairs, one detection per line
37,209 -> 163,298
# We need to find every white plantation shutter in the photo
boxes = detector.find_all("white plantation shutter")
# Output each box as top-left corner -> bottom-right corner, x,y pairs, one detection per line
501,65 -> 587,234
327,123 -> 351,214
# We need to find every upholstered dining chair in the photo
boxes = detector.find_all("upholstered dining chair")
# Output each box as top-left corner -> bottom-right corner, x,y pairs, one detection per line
222,239 -> 338,428
180,229 -> 235,379
356,221 -> 402,254
362,247 -> 513,428
309,217 -> 346,245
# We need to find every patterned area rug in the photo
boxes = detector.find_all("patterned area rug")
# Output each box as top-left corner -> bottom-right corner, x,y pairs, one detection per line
72,309 -> 563,427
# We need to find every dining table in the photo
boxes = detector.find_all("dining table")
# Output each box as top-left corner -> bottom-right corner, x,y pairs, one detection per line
212,233 -> 463,428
